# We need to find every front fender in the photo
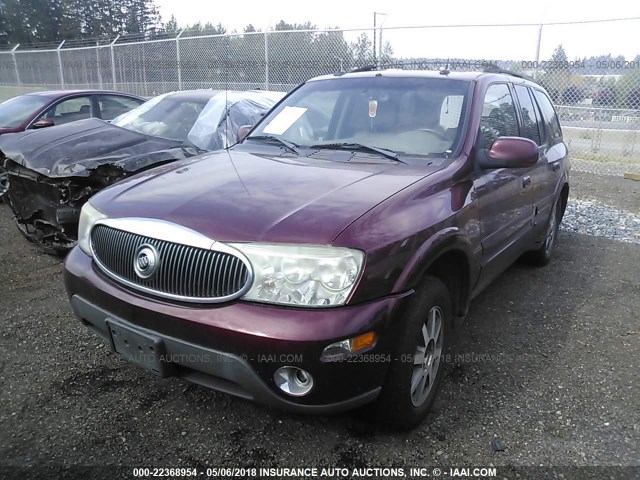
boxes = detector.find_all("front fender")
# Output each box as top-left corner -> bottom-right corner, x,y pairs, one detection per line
393,228 -> 479,316
393,228 -> 475,290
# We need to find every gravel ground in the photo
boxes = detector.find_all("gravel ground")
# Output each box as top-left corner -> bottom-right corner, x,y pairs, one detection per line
560,171 -> 640,243
0,172 -> 638,480
561,200 -> 640,244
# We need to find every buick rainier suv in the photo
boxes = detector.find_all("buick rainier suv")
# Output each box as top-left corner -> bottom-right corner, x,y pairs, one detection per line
64,69 -> 569,430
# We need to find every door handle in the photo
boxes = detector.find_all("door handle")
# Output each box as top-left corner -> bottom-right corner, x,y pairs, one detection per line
522,176 -> 532,188
552,162 -> 561,172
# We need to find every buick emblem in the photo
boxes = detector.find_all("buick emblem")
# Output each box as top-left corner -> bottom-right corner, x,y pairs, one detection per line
134,244 -> 159,279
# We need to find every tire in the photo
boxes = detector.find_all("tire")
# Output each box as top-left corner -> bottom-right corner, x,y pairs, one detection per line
373,276 -> 451,431
525,197 -> 562,267
0,166 -> 8,204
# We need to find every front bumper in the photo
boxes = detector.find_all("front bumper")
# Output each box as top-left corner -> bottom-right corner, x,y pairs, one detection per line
64,247 -> 413,414
70,295 -> 381,414
5,163 -> 88,250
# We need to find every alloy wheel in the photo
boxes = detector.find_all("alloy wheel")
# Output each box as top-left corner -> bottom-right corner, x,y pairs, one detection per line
410,305 -> 444,407
0,168 -> 8,200
545,203 -> 558,254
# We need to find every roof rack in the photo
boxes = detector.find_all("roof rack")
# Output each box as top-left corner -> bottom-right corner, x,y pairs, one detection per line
482,66 -> 536,82
349,65 -> 379,73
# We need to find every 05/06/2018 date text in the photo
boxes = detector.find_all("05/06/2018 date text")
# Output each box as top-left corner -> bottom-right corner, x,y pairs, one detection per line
520,59 -> 640,69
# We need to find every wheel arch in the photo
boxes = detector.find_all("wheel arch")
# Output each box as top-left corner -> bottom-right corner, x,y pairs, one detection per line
394,228 -> 478,318
559,182 -> 569,220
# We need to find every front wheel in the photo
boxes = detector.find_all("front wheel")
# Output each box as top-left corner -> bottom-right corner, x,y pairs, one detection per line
373,276 -> 451,430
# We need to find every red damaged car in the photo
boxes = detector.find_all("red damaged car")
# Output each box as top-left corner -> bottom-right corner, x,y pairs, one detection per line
64,68 -> 569,430
0,90 -> 144,201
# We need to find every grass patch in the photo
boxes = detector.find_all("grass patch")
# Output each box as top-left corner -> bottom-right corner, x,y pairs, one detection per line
0,86 -> 51,102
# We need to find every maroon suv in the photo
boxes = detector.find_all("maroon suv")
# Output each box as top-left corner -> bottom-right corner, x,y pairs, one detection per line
64,69 -> 569,430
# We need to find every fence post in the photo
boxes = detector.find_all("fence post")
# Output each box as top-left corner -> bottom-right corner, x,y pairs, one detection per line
96,42 -> 103,89
11,44 -> 21,86
264,31 -> 269,90
57,40 -> 65,88
110,35 -> 119,90
176,29 -> 184,90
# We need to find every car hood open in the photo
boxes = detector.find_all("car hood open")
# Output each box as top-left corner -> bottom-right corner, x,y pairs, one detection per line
0,118 -> 203,178
90,149 -> 444,244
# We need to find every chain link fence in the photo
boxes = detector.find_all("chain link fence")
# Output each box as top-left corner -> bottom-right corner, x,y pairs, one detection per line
1,21 -> 639,175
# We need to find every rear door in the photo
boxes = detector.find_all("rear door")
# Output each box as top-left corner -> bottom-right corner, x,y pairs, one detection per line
474,83 -> 536,288
513,85 -> 549,225
529,88 -> 567,238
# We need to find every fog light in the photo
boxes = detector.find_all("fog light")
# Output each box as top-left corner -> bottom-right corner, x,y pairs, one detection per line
274,366 -> 313,396
321,331 -> 377,360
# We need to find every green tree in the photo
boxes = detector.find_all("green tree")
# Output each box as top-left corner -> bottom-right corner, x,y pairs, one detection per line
274,20 -> 315,31
122,0 -> 160,36
539,44 -> 575,103
547,44 -> 568,71
379,40 -> 393,65
204,22 -> 225,34
0,0 -> 16,44
351,32 -> 373,65
161,14 -> 178,34
0,0 -> 162,44
182,21 -> 225,36
1,0 -> 64,44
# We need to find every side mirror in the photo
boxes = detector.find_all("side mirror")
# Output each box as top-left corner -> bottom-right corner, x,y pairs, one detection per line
237,125 -> 253,143
478,137 -> 538,169
32,119 -> 55,129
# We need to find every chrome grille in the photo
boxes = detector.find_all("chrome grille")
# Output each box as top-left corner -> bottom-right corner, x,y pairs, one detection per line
91,224 -> 250,302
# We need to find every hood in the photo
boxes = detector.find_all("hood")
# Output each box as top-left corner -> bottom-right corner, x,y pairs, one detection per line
0,127 -> 23,136
0,118 -> 200,178
90,150 -> 443,244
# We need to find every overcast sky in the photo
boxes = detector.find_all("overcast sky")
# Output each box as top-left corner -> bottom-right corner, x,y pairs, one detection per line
155,0 -> 640,61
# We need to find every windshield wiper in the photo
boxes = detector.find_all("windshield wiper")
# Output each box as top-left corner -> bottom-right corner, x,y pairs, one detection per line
308,142 -> 406,163
247,135 -> 300,154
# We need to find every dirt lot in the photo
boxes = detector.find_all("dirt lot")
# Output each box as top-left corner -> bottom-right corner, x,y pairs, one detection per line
0,172 -> 638,479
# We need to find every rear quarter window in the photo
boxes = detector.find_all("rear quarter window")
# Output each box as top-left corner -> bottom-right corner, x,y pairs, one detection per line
99,95 -> 144,121
514,85 -> 542,145
532,89 -> 563,141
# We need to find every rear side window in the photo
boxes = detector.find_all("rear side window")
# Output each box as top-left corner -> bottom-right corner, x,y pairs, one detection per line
514,85 -> 542,145
479,84 -> 519,148
532,89 -> 563,141
98,95 -> 144,121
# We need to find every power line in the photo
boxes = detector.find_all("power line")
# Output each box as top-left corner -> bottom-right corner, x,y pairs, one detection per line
379,16 -> 640,30
2,15 -> 640,52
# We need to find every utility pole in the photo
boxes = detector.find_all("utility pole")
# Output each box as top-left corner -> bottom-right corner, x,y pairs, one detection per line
373,12 -> 376,65
373,12 -> 387,67
534,23 -> 543,80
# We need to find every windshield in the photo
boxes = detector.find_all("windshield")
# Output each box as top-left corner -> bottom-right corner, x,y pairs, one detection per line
0,95 -> 50,128
112,93 -> 211,142
249,76 -> 470,158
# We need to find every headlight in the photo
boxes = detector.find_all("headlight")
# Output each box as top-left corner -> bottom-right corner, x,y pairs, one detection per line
230,243 -> 364,307
77,202 -> 106,256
